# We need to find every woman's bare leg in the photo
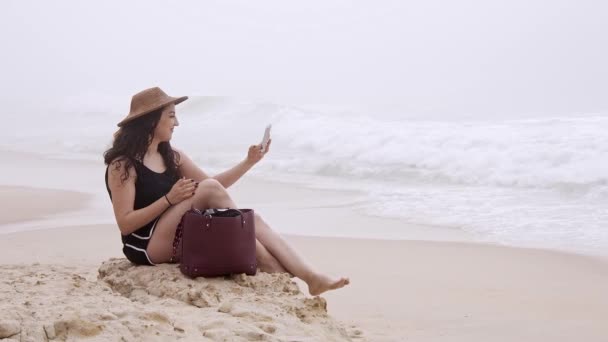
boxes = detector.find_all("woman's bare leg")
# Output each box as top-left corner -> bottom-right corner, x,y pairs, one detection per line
148,178 -> 349,295
147,178 -> 285,272
256,240 -> 287,273
253,213 -> 349,296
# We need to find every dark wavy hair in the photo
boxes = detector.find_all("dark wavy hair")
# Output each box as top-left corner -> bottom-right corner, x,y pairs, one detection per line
103,107 -> 181,184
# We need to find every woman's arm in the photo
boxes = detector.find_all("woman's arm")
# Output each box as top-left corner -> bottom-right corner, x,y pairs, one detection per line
175,148 -> 252,189
176,141 -> 269,189
213,159 -> 255,189
107,160 -> 171,235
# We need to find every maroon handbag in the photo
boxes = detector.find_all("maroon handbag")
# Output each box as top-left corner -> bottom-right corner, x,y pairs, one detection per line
172,208 -> 257,278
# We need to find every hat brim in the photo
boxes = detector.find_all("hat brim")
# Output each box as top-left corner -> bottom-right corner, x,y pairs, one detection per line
117,96 -> 188,127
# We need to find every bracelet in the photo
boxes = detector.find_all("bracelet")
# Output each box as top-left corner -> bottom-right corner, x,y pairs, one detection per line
164,194 -> 173,206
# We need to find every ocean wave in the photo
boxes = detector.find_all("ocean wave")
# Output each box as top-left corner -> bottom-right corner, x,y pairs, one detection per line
200,102 -> 607,192
4,97 -> 607,194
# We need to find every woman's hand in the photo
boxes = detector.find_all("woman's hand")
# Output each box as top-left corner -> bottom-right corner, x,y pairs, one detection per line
166,177 -> 198,205
246,139 -> 271,166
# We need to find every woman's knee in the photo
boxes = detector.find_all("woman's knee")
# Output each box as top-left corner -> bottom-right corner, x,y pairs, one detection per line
194,178 -> 226,197
198,178 -> 224,190
191,178 -> 231,208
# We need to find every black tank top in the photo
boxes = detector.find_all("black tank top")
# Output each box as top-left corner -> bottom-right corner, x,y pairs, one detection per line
105,158 -> 180,265
104,158 -> 179,217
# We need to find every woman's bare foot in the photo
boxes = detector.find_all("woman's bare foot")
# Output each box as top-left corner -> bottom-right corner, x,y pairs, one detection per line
307,273 -> 350,296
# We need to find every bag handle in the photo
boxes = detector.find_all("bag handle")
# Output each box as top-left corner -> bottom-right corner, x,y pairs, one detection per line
204,208 -> 246,229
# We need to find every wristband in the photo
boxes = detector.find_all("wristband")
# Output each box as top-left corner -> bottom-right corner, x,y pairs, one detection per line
164,194 -> 173,206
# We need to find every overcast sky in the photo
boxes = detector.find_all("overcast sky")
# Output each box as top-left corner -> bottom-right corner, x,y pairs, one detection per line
1,0 -> 607,116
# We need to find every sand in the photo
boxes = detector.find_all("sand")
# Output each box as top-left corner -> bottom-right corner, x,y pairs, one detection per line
1,259 -> 358,341
1,149 -> 608,341
0,186 -> 91,225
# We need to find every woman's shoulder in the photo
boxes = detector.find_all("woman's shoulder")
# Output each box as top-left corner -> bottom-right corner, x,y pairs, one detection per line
107,156 -> 139,178
172,147 -> 185,166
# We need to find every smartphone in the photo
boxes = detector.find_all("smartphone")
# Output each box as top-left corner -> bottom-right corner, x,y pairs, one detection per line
260,124 -> 272,152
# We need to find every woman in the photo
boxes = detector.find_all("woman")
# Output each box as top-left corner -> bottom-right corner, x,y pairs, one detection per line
103,87 -> 349,296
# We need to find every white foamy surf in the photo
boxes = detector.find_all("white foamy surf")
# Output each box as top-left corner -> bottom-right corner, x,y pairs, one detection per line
3,96 -> 607,256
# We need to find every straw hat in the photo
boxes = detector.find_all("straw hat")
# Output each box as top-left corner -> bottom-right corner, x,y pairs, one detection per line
117,87 -> 188,127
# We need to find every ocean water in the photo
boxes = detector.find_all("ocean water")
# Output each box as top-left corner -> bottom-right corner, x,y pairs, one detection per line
3,97 -> 607,256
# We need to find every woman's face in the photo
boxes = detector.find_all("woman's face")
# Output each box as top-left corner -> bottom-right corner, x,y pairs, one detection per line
154,103 -> 179,142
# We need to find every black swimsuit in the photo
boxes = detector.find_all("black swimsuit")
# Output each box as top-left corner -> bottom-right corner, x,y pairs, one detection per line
104,159 -> 178,265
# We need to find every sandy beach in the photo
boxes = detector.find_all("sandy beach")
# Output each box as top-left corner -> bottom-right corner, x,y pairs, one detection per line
1,150 -> 608,341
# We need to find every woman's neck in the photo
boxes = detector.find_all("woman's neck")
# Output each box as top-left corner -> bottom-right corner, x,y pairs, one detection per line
145,139 -> 161,158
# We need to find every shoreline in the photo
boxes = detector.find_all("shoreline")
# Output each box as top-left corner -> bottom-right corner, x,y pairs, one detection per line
0,185 -> 92,226
3,146 -> 607,261
1,146 -> 607,260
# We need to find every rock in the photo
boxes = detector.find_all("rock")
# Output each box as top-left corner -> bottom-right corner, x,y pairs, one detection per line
0,320 -> 21,338
217,301 -> 233,313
